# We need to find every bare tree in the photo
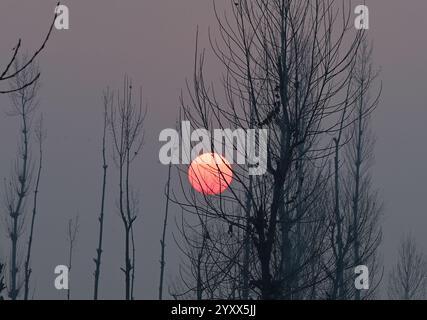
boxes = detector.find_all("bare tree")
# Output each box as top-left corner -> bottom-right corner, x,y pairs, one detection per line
345,40 -> 382,300
328,83 -> 352,300
325,38 -> 382,301
108,76 -> 146,300
3,59 -> 41,300
67,215 -> 79,300
93,89 -> 111,300
388,235 -> 427,300
172,0 -> 370,300
23,116 -> 46,300
0,4 -> 57,300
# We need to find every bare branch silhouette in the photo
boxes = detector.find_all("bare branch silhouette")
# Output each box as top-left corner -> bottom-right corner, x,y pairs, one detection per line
2,58 -> 41,300
108,76 -> 146,300
23,115 -> 46,300
170,0 -> 378,300
0,2 -> 58,94
93,89 -> 111,300
159,163 -> 172,300
388,235 -> 427,300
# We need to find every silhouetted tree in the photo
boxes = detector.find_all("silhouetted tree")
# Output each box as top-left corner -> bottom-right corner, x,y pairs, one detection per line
0,3 -> 57,300
345,40 -> 382,300
93,89 -> 111,300
24,116 -> 46,300
328,83 -> 352,300
326,39 -> 382,300
388,235 -> 427,300
173,0 -> 370,300
108,76 -> 146,300
3,59 -> 41,300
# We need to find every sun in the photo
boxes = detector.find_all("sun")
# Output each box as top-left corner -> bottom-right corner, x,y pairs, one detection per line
188,153 -> 233,195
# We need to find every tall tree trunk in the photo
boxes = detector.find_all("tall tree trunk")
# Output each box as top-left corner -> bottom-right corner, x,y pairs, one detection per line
332,138 -> 344,300
280,202 -> 292,299
123,226 -> 131,300
24,119 -> 44,300
109,78 -> 145,300
131,226 -> 136,300
94,100 -> 108,300
10,97 -> 30,300
159,163 -> 171,300
353,82 -> 364,301
125,149 -> 133,300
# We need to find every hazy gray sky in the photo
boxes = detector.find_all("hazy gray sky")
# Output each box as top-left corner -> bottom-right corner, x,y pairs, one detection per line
0,0 -> 426,299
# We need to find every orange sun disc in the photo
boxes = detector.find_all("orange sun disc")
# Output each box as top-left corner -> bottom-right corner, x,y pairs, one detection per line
188,153 -> 233,195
